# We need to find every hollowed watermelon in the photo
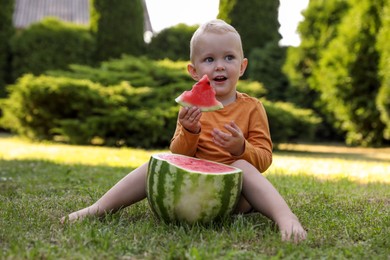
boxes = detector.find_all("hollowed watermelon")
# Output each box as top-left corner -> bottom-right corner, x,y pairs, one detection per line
175,75 -> 223,112
146,153 -> 242,224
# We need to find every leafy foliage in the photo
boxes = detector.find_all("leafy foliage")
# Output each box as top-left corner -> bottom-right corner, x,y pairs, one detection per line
147,23 -> 198,61
248,42 -> 289,101
0,56 -> 319,148
90,0 -> 145,61
314,0 -> 386,146
9,18 -> 95,81
284,0 -> 389,146
283,0 -> 349,108
1,74 -> 179,148
218,0 -> 283,83
376,2 -> 390,139
0,0 -> 14,96
218,0 -> 281,56
262,99 -> 321,144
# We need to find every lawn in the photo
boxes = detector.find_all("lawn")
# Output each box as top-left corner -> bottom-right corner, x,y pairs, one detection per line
0,134 -> 389,259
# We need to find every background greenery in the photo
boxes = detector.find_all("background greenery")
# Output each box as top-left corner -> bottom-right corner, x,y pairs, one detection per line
0,0 -> 389,147
10,18 -> 95,81
0,55 -> 320,148
90,0 -> 145,61
0,1 -> 388,259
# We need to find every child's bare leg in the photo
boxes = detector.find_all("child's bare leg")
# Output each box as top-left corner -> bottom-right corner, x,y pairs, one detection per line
62,162 -> 149,223
231,160 -> 307,243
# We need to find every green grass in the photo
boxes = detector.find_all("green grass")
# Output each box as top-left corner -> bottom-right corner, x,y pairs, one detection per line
0,134 -> 389,259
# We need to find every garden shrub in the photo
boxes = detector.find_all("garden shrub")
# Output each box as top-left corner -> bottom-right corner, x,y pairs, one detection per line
237,80 -> 267,98
90,0 -> 145,61
262,99 -> 322,144
1,56 -> 321,148
0,74 -> 179,148
10,17 -> 95,80
377,84 -> 390,139
47,55 -> 190,87
147,24 -> 198,61
0,0 -> 14,96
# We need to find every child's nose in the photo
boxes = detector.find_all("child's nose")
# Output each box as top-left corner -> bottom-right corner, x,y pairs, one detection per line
215,61 -> 225,70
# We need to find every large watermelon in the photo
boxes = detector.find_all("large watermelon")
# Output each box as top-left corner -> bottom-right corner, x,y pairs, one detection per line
146,153 -> 242,224
175,75 -> 223,112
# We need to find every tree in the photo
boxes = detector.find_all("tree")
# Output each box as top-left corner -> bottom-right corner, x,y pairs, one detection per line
314,0 -> 386,146
283,0 -> 351,141
147,24 -> 197,61
0,0 -> 14,96
248,41 -> 289,101
90,0 -> 145,61
218,0 -> 286,98
218,0 -> 281,57
376,1 -> 390,140
283,0 -> 349,109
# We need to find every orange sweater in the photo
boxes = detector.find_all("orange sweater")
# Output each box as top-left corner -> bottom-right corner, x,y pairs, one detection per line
170,92 -> 273,173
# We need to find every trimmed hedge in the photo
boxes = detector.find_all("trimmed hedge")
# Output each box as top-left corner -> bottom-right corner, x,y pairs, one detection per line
90,0 -> 145,61
0,74 -> 179,148
10,17 -> 95,80
0,0 -> 14,96
147,23 -> 198,61
262,99 -> 321,144
1,56 -> 321,148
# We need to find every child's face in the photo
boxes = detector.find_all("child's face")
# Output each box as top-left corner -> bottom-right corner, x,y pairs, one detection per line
188,32 -> 248,104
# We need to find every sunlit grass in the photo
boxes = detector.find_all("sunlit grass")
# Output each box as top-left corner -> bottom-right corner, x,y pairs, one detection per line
1,134 -> 389,259
0,134 -> 164,168
2,135 -> 388,184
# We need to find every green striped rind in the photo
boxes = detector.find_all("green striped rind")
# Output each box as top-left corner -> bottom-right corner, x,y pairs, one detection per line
175,96 -> 223,112
146,153 -> 243,224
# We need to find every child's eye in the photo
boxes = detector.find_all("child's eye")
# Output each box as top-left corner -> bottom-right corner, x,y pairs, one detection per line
225,55 -> 234,61
205,57 -> 214,63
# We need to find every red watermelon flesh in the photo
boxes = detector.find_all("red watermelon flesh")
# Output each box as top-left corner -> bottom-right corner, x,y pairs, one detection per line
175,75 -> 223,112
158,154 -> 237,173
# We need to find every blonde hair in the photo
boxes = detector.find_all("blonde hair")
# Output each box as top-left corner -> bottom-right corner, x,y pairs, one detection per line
189,19 -> 244,63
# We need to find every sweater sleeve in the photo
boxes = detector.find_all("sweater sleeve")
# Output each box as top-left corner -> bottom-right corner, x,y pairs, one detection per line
232,100 -> 273,173
169,120 -> 200,156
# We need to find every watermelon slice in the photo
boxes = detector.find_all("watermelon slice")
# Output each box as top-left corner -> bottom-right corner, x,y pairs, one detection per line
175,75 -> 223,112
146,153 -> 242,224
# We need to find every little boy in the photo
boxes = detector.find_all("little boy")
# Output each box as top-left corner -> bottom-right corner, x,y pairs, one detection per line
63,19 -> 307,243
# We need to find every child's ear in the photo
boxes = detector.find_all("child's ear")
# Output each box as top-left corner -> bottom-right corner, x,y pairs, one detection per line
239,58 -> 248,77
187,64 -> 200,81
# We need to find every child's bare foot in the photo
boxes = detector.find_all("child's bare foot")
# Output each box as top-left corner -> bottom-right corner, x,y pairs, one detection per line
60,205 -> 100,224
276,214 -> 307,243
60,212 -> 82,224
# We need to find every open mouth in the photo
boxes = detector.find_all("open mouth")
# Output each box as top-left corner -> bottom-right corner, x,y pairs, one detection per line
214,76 -> 227,82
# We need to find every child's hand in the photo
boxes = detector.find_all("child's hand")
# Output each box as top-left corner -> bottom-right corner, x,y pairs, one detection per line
178,107 -> 202,134
212,121 -> 245,156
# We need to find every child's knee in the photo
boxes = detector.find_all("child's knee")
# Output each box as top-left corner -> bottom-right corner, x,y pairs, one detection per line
231,159 -> 250,168
231,160 -> 261,174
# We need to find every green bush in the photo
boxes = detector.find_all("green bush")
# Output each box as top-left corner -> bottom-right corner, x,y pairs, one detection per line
377,84 -> 390,140
147,24 -> 198,61
237,80 -> 267,98
10,17 -> 95,80
1,56 -> 321,148
0,0 -> 14,96
262,99 -> 322,144
0,75 -> 178,148
247,43 -> 289,101
47,55 -> 190,87
91,0 -> 145,61
376,2 -> 390,140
